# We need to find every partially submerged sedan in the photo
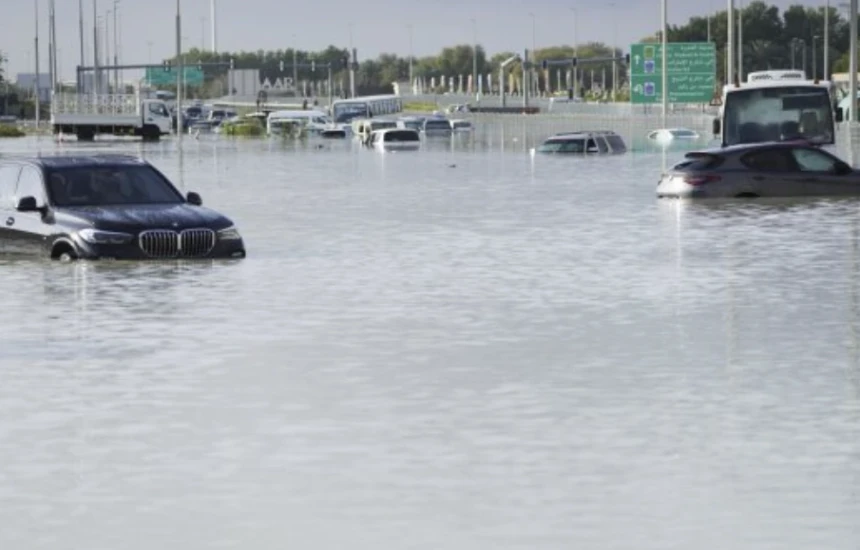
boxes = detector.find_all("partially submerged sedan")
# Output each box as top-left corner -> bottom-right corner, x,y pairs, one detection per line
0,154 -> 246,260
537,130 -> 627,154
657,141 -> 858,198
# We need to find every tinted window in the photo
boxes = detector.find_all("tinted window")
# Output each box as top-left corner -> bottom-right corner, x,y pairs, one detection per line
384,130 -> 419,142
585,138 -> 598,152
678,153 -> 724,170
0,165 -> 21,209
740,149 -> 796,172
606,135 -> 627,151
424,120 -> 451,130
46,165 -> 184,206
791,148 -> 839,172
15,166 -> 47,205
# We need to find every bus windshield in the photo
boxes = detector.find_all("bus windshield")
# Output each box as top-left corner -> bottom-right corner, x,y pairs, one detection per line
722,85 -> 834,146
333,102 -> 368,123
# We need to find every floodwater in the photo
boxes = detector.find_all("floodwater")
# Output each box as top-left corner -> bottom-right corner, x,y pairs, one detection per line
1,128 -> 859,549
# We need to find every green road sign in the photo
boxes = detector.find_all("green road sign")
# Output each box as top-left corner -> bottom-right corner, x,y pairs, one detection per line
629,42 -> 715,104
145,66 -> 204,86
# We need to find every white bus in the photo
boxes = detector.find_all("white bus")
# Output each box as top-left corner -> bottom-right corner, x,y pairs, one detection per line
713,70 -> 841,147
331,95 -> 403,123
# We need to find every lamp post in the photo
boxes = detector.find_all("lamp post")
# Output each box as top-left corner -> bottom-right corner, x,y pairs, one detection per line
407,24 -> 413,94
529,12 -> 536,96
813,35 -> 819,80
175,0 -> 182,143
570,7 -> 578,98
824,0 -> 830,79
112,0 -> 118,92
471,18 -> 478,99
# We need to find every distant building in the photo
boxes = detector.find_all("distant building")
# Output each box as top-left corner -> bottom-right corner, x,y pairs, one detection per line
15,73 -> 51,102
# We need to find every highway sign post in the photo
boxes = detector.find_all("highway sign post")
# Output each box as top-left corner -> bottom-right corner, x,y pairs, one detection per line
146,66 -> 205,86
629,42 -> 715,104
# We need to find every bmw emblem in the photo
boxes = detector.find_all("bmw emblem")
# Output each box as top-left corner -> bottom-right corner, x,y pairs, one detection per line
172,222 -> 179,228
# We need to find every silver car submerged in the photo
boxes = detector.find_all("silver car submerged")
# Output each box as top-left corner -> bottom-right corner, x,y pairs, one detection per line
656,141 -> 857,198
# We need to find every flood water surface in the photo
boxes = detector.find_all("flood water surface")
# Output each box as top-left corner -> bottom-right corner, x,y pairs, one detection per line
1,134 -> 859,549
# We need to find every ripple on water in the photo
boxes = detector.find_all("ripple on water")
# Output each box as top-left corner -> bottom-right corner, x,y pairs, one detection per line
0,133 -> 859,549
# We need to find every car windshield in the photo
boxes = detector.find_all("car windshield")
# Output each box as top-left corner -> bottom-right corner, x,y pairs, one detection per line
46,165 -> 184,206
722,86 -> 834,145
538,139 -> 585,153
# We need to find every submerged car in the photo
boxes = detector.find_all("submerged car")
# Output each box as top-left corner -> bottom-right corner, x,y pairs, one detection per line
0,155 -> 246,260
657,140 -> 858,198
367,128 -> 421,151
537,130 -> 627,154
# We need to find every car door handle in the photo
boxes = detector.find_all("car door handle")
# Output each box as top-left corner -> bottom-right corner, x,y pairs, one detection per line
5,217 -> 13,226
752,176 -> 765,181
801,177 -> 818,182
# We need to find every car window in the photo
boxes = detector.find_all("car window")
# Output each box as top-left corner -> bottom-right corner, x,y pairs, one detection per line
15,166 -> 47,206
740,149 -> 797,172
791,148 -> 839,172
606,135 -> 627,152
558,140 -> 584,153
585,138 -> 598,152
0,165 -> 22,209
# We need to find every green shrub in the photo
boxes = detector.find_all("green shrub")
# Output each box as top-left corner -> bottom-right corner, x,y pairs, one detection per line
0,124 -> 25,138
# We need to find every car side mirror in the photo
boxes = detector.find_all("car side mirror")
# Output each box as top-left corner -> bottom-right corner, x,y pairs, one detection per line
712,118 -> 721,135
836,107 -> 845,123
15,196 -> 39,212
186,192 -> 202,206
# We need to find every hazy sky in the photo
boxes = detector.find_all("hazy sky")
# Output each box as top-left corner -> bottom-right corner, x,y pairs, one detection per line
1,0 -> 829,79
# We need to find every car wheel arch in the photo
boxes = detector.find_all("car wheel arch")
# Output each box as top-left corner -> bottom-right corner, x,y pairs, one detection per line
50,238 -> 79,260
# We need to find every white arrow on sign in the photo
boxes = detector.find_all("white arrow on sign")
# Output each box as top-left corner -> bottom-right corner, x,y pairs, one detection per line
633,84 -> 643,93
634,55 -> 640,65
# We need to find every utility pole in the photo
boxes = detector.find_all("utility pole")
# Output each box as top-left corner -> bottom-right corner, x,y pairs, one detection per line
176,0 -> 183,142
737,0 -> 743,82
408,24 -> 413,94
661,0 -> 667,128
113,0 -> 119,92
93,0 -> 99,95
34,0 -> 41,127
471,18 -> 478,99
824,0 -> 830,79
727,0 -> 734,84
210,0 -> 217,52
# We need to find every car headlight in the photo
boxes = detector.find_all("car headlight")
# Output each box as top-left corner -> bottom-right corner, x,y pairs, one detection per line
217,225 -> 242,240
78,228 -> 134,244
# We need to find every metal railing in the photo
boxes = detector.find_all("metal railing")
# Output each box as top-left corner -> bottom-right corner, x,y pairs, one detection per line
51,93 -> 141,116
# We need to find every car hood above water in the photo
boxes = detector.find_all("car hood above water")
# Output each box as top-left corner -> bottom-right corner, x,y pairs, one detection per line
55,203 -> 232,233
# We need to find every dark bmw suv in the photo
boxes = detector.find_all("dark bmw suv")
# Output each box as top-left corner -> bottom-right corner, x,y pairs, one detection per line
0,155 -> 246,260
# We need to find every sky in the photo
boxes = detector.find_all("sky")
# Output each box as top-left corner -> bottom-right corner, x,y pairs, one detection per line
0,0 -> 831,80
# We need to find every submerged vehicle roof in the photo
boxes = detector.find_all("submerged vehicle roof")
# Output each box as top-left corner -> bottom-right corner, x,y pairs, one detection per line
7,154 -> 148,169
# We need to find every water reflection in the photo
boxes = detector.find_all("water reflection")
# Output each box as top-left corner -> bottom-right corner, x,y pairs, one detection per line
1,135 -> 860,548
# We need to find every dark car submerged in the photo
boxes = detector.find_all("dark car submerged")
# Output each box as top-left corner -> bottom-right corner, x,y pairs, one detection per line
0,155 -> 246,260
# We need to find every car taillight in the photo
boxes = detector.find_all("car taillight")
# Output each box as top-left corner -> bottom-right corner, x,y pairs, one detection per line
683,174 -> 721,186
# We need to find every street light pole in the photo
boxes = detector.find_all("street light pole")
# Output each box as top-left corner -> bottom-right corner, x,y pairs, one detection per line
850,0 -> 857,128
727,0 -> 734,84
661,0 -> 667,128
471,18 -> 478,99
176,0 -> 183,143
813,35 -> 819,80
570,7 -> 578,98
407,24 -> 413,94
113,0 -> 118,92
824,0 -> 830,79
529,12 -> 536,96
737,0 -> 743,81
34,0 -> 41,127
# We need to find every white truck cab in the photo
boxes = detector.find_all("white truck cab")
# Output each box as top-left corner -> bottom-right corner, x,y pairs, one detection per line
713,70 -> 841,148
